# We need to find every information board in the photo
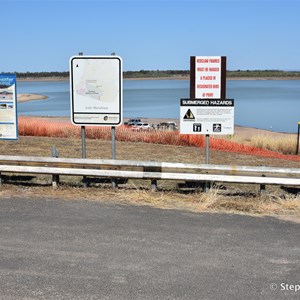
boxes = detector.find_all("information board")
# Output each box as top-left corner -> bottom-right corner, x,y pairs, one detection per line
0,74 -> 18,140
70,56 -> 122,126
180,98 -> 234,135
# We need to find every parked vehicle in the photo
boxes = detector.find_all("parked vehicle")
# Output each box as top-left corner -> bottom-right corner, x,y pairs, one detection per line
131,122 -> 152,131
124,118 -> 142,126
157,122 -> 178,131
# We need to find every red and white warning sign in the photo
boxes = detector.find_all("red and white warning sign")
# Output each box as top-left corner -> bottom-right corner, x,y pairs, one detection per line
190,56 -> 226,99
195,56 -> 222,98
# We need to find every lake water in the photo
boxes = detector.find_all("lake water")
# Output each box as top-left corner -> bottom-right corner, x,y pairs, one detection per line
17,79 -> 300,133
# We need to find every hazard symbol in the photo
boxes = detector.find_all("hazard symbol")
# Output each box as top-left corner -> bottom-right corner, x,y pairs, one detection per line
183,109 -> 195,120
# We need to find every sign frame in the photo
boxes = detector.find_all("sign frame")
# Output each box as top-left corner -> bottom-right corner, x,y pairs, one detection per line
70,55 -> 123,126
180,98 -> 234,135
0,74 -> 18,140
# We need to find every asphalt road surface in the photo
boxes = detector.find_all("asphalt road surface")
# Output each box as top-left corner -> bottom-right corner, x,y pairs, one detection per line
0,197 -> 299,299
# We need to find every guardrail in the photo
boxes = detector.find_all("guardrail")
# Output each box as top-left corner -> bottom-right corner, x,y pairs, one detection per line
0,155 -> 300,192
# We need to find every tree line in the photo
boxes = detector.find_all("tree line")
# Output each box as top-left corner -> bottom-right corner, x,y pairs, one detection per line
2,70 -> 300,79
227,70 -> 300,78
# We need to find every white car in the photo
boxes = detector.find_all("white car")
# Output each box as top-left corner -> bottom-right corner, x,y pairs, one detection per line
131,122 -> 152,131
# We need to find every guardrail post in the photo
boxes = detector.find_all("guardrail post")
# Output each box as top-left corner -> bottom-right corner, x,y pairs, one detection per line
151,179 -> 158,192
260,175 -> 266,194
51,145 -> 59,188
0,172 -> 2,186
146,163 -> 159,191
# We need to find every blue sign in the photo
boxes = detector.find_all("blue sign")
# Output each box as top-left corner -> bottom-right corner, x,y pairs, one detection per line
0,74 -> 18,140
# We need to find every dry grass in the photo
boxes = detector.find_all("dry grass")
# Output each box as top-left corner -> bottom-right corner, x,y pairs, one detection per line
1,184 -> 299,219
220,133 -> 297,155
17,117 -> 300,161
1,119 -> 300,218
250,135 -> 297,155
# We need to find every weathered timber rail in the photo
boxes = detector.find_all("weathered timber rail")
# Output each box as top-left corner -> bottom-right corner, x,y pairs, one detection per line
0,155 -> 300,191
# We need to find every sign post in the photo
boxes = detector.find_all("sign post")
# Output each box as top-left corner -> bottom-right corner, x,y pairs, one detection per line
296,122 -> 300,155
181,56 -> 231,191
0,74 -> 18,140
70,55 -> 123,188
77,52 -> 87,160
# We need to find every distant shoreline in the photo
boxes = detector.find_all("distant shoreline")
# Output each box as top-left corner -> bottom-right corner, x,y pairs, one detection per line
16,76 -> 300,82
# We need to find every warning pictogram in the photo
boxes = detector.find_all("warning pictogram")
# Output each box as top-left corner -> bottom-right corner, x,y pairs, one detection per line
183,109 -> 195,120
193,123 -> 202,132
213,124 -> 222,132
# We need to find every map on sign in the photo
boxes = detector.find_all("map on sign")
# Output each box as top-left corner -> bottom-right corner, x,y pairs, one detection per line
75,60 -> 111,101
70,56 -> 122,126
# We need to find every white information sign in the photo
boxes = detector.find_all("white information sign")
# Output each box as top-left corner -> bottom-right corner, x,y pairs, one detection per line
70,56 -> 122,126
0,74 -> 18,140
180,99 -> 234,135
195,56 -> 222,98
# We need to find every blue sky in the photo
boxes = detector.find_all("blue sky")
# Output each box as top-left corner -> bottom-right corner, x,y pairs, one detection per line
1,0 -> 300,72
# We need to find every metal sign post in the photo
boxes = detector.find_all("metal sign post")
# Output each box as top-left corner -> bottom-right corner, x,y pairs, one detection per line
205,134 -> 210,164
111,126 -> 117,189
111,126 -> 116,160
78,52 -> 87,187
110,53 -> 117,189
78,52 -> 86,158
81,125 -> 87,188
296,122 -> 300,155
81,126 -> 86,159
204,134 -> 210,192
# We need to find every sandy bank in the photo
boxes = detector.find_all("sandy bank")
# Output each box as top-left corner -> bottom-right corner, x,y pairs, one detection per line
17,94 -> 48,103
17,77 -> 68,82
